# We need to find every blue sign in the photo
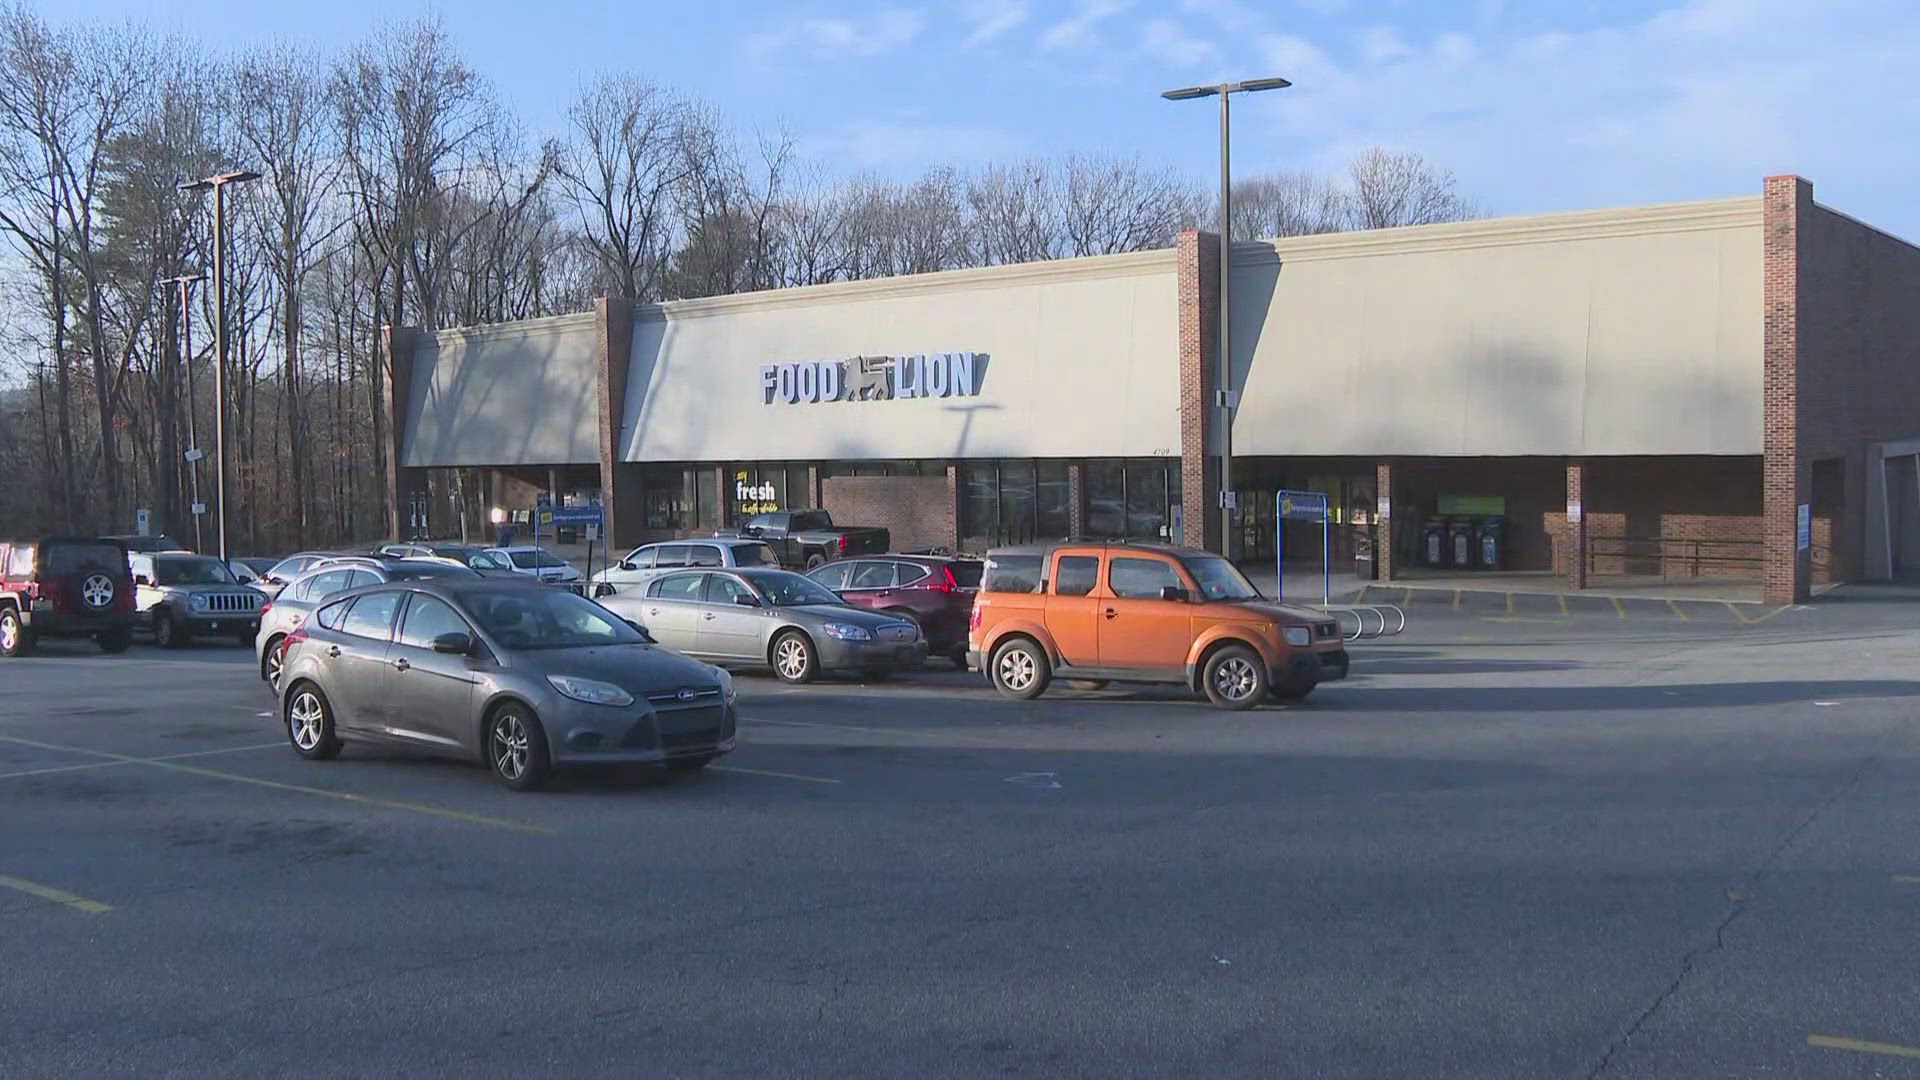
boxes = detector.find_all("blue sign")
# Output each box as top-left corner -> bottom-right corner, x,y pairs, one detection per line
1277,490 -> 1329,522
1273,489 -> 1333,606
541,506 -> 604,526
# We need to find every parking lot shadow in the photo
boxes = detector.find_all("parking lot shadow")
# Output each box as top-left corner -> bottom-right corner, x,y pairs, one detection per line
1323,679 -> 1920,713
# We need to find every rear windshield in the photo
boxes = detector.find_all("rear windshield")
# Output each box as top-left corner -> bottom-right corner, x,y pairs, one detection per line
507,550 -> 567,569
791,511 -> 831,532
42,543 -> 127,576
731,544 -> 778,566
981,553 -> 1043,594
387,562 -> 478,581
948,560 -> 984,589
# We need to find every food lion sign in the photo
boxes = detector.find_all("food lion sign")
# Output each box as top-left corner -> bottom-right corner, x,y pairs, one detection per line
759,352 -> 981,406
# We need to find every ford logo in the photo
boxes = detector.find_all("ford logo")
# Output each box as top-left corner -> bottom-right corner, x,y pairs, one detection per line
676,688 -> 699,701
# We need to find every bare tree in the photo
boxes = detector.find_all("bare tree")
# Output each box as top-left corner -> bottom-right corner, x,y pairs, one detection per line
1344,147 -> 1476,230
1230,169 -> 1345,240
553,74 -> 685,300
1060,155 -> 1201,257
966,159 -> 1060,265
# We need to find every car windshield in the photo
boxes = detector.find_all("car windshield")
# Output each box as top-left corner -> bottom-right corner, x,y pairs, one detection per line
1183,556 -> 1262,601
507,550 -> 567,569
42,543 -> 126,575
444,549 -> 511,570
155,556 -> 237,586
749,571 -> 846,608
462,587 -> 644,650
228,561 -> 260,582
732,544 -> 778,567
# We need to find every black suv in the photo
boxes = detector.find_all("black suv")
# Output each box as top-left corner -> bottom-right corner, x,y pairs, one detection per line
0,537 -> 139,656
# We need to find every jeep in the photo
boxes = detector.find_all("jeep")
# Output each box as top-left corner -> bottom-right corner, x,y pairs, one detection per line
0,536 -> 138,656
131,551 -> 266,648
966,542 -> 1349,709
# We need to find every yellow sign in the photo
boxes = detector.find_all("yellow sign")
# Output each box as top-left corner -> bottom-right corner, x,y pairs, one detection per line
1279,496 -> 1293,519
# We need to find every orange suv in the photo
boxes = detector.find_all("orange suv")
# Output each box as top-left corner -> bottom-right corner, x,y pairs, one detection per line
966,542 -> 1348,709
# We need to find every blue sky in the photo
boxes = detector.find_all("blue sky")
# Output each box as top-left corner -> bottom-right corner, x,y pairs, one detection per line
44,0 -> 1920,237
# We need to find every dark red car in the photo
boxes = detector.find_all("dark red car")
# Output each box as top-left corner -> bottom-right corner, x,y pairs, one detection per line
807,555 -> 982,668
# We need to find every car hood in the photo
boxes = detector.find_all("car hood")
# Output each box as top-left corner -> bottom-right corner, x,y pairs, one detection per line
158,583 -> 258,596
528,643 -> 722,695
785,604 -> 914,628
1221,600 -> 1330,625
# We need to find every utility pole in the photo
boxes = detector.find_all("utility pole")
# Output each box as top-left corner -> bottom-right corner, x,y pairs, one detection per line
164,273 -> 207,551
178,170 -> 260,561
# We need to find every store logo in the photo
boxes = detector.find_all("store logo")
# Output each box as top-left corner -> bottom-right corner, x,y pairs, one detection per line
734,479 -> 777,502
759,352 -> 981,405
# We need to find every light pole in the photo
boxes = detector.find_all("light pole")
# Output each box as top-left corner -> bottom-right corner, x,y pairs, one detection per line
1162,76 -> 1291,561
162,272 -> 208,552
178,170 -> 261,562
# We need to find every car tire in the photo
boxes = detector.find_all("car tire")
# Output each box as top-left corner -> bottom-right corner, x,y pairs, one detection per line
664,754 -> 714,773
285,682 -> 342,761
804,553 -> 827,571
96,627 -> 132,654
990,638 -> 1051,700
260,635 -> 286,689
771,630 -> 818,684
1202,645 -> 1268,710
0,607 -> 33,657
153,610 -> 188,649
487,703 -> 552,791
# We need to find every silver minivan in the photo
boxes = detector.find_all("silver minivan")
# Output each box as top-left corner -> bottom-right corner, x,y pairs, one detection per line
590,539 -> 779,597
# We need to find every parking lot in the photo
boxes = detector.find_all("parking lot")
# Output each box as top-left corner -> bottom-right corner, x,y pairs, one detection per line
4,600 -> 1919,1077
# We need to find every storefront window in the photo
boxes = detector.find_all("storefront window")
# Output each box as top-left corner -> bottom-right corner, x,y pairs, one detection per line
961,460 -> 1074,543
728,463 -> 814,523
642,465 -> 718,532
823,460 -> 945,479
1087,459 -> 1180,540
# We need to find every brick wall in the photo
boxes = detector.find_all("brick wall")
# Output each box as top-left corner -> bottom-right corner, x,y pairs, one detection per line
1176,230 -> 1219,551
823,475 -> 958,553
1566,456 -> 1768,580
1762,176 -> 1810,603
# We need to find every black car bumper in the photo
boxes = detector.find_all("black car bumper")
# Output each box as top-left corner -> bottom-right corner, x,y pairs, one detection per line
1280,648 -> 1350,686
20,607 -> 136,638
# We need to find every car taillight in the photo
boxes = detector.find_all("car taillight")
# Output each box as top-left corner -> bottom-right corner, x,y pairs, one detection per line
116,584 -> 134,613
925,566 -> 956,593
837,535 -> 849,554
969,602 -> 982,631
42,578 -> 67,610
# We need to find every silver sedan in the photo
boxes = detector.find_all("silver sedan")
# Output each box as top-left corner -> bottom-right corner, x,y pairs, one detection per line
598,567 -> 927,683
277,579 -> 735,790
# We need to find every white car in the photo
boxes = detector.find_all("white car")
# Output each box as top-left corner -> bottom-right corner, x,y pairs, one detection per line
486,545 -> 583,585
590,539 -> 781,597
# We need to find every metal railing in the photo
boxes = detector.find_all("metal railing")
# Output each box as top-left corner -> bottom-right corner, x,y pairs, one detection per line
1584,536 -> 1831,580
1319,604 -> 1405,642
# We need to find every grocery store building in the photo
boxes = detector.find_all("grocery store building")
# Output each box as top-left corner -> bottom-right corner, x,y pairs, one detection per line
388,175 -> 1920,604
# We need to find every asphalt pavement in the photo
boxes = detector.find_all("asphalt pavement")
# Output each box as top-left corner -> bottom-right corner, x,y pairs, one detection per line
2,601 -> 1917,1077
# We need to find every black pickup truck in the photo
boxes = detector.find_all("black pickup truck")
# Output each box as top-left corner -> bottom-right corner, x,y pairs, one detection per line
717,510 -> 890,570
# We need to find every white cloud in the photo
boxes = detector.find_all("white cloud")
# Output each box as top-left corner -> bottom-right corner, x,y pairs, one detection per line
962,0 -> 1029,47
1140,17 -> 1221,68
746,7 -> 926,60
807,118 -> 1026,169
1242,0 -> 1920,226
1040,0 -> 1134,52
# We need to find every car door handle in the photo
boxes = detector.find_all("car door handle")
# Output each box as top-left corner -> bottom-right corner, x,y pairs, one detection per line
1103,608 -> 1118,620
703,612 -> 715,620
647,608 -> 660,616
326,645 -> 341,658
392,657 -> 410,672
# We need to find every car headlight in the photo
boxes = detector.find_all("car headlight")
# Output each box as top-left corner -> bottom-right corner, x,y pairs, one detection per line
189,594 -> 208,611
1283,626 -> 1311,647
821,622 -> 872,641
714,667 -> 736,704
546,674 -> 634,707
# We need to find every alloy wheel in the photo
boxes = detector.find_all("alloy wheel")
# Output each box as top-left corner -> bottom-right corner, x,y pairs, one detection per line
81,574 -> 113,608
288,691 -> 325,751
265,645 -> 285,691
996,648 -> 1036,691
0,613 -> 18,653
492,713 -> 530,781
1211,655 -> 1260,702
775,638 -> 809,680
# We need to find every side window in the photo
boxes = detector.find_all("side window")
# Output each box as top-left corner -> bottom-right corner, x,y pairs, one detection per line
314,598 -> 353,630
625,547 -> 657,569
396,594 -> 469,649
1053,555 -> 1099,597
896,562 -> 932,587
811,562 -> 852,590
749,513 -> 780,532
706,575 -> 755,605
346,569 -> 380,590
340,591 -> 403,642
654,545 -> 691,569
1109,558 -> 1181,599
688,545 -> 723,568
651,573 -> 706,602
848,562 -> 896,590
0,544 -> 10,578
305,569 -> 352,601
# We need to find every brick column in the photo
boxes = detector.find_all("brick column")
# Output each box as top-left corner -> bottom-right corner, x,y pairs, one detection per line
1566,461 -> 1588,590
1176,230 -> 1221,551
594,296 -> 644,552
1067,461 -> 1087,538
944,465 -> 964,553
1375,461 -> 1396,582
383,324 -> 426,541
808,465 -> 822,509
1763,175 -> 1811,605
711,465 -> 730,532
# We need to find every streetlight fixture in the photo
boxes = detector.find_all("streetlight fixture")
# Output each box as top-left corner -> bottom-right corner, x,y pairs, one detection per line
1162,76 -> 1291,561
162,272 -> 208,552
178,169 -> 261,562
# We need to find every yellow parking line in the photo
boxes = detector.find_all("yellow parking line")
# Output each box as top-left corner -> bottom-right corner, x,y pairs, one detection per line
1894,875 -> 1920,884
0,741 -> 284,781
1557,593 -> 1568,616
1723,601 -> 1754,624
1611,596 -> 1626,619
0,759 -> 136,780
1451,589 -> 1461,611
1746,604 -> 1789,625
0,734 -> 552,834
1667,599 -> 1689,620
0,874 -> 112,914
1505,592 -> 1514,614
1808,1034 -> 1920,1059
711,764 -> 842,785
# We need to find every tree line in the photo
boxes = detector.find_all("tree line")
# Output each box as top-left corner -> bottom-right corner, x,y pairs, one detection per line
0,8 -> 1476,552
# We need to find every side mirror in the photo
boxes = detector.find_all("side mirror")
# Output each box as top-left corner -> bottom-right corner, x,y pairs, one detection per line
134,574 -> 152,587
618,560 -> 636,571
430,631 -> 473,655
1159,585 -> 1190,602
623,619 -> 656,642
731,593 -> 760,607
